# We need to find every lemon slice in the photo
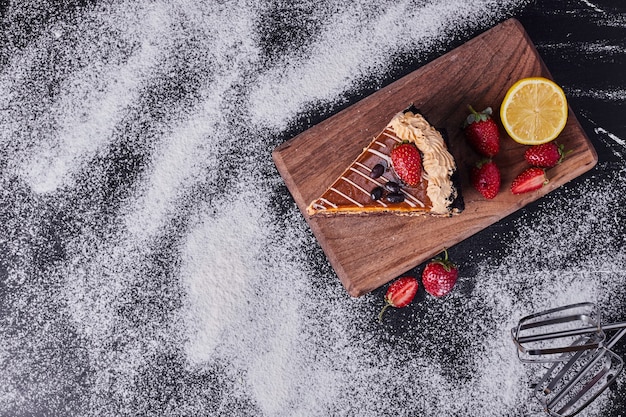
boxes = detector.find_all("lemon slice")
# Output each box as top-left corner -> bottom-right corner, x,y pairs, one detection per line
500,77 -> 568,145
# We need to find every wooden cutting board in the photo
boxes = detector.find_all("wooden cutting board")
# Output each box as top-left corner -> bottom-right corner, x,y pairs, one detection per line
272,18 -> 598,297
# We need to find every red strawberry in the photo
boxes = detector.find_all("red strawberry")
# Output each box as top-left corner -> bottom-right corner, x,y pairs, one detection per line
391,142 -> 422,186
378,276 -> 418,322
524,142 -> 567,168
510,167 -> 549,194
463,106 -> 500,158
470,159 -> 501,199
422,249 -> 458,298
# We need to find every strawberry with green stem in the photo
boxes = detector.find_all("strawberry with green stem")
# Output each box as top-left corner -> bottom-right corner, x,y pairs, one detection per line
463,105 -> 501,158
422,249 -> 458,298
524,142 -> 569,168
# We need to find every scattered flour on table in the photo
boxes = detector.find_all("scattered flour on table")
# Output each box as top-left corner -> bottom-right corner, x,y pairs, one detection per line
568,87 -> 626,102
594,127 -> 626,148
579,0 -> 605,14
249,0 -> 531,130
1,1 -> 625,417
539,41 -> 626,59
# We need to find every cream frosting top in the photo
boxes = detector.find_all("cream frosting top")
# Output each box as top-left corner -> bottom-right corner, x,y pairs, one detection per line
388,111 -> 457,214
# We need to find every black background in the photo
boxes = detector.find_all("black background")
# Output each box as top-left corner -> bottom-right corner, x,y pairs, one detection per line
1,0 -> 625,416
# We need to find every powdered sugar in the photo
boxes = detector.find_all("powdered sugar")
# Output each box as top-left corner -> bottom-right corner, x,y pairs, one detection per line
0,1 -> 624,416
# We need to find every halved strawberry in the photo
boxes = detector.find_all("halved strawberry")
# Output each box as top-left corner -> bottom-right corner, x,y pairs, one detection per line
391,142 -> 422,186
378,276 -> 418,322
511,167 -> 549,195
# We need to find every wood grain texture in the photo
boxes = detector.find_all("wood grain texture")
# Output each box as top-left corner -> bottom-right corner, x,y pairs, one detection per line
272,18 -> 598,297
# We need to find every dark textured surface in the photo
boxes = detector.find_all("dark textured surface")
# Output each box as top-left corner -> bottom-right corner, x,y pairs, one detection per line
0,1 -> 625,416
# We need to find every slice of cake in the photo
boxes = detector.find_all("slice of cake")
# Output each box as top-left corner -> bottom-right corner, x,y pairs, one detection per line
306,106 -> 464,217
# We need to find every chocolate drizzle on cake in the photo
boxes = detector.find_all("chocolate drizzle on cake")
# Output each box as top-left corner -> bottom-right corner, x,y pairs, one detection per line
307,106 -> 464,217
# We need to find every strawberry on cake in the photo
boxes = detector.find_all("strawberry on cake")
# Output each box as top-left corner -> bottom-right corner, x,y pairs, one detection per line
306,106 -> 464,217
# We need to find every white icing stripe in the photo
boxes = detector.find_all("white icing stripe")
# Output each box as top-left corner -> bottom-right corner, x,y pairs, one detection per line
340,176 -> 370,196
366,148 -> 391,162
373,140 -> 387,148
330,187 -> 363,207
348,166 -> 424,208
319,198 -> 337,208
350,167 -> 424,208
341,177 -> 369,195
349,166 -> 380,184
382,131 -> 402,143
341,174 -> 387,207
400,190 -> 421,207
353,161 -> 371,172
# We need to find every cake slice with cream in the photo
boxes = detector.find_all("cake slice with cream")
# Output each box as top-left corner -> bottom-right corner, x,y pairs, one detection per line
306,106 -> 464,217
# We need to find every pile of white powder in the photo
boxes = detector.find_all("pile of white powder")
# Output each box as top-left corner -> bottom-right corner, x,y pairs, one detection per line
0,0 -> 624,416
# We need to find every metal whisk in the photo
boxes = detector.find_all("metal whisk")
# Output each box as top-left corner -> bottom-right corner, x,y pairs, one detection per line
511,302 -> 626,416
